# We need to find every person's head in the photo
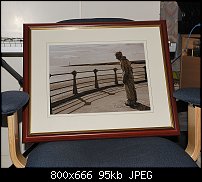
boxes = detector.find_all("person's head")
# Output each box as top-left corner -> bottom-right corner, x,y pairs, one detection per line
115,51 -> 122,60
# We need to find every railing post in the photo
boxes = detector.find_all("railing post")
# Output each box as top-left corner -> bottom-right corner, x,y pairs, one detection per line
113,68 -> 118,85
143,66 -> 147,81
93,69 -> 99,89
72,70 -> 78,95
49,74 -> 53,114
50,98 -> 53,114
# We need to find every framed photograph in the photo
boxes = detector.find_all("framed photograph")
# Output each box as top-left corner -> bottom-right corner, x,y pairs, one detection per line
23,20 -> 179,142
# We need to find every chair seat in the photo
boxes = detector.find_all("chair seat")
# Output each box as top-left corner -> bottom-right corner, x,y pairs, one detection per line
26,137 -> 197,167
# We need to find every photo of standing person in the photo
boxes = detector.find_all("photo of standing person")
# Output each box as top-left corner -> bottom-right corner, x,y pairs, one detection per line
115,51 -> 137,108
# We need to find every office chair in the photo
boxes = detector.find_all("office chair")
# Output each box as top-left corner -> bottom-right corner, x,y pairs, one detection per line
1,18 -> 199,168
173,88 -> 201,161
1,89 -> 199,167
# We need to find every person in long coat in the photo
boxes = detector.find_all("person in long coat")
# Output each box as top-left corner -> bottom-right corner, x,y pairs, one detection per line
115,51 -> 137,107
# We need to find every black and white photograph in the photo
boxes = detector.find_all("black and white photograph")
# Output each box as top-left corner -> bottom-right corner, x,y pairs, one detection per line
49,42 -> 151,115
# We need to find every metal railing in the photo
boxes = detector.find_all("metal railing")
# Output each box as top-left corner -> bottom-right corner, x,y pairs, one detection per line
50,61 -> 147,113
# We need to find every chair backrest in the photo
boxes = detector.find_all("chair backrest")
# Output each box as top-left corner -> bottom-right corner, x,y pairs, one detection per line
57,18 -> 134,24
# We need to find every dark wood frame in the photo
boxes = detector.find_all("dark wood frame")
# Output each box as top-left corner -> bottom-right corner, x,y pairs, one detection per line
23,20 -> 179,142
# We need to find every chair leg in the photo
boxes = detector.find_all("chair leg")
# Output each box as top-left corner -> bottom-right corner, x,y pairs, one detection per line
185,105 -> 201,161
7,112 -> 27,168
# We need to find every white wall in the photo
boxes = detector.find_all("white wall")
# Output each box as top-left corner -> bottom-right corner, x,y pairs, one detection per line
1,1 -> 160,38
1,1 -> 160,168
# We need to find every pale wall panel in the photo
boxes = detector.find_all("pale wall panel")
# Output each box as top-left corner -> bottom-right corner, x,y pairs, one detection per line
1,1 -> 80,37
1,155 -> 12,168
81,1 -> 160,21
1,58 -> 23,92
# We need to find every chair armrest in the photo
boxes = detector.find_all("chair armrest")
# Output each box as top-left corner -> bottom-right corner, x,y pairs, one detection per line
1,91 -> 29,115
173,88 -> 201,161
1,91 -> 29,168
173,88 -> 200,106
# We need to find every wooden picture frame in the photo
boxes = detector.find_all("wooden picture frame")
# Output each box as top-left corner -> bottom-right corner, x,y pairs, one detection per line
23,20 -> 179,142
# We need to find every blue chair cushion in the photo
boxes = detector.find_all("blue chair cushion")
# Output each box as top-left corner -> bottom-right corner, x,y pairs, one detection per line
26,137 -> 197,167
173,88 -> 201,106
1,91 -> 29,115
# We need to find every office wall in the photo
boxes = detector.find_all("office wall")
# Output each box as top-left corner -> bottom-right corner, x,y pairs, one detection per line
1,1 -> 160,38
1,1 -> 160,167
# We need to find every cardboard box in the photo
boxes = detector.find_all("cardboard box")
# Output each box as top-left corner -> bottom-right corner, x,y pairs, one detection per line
181,34 -> 200,56
180,56 -> 200,88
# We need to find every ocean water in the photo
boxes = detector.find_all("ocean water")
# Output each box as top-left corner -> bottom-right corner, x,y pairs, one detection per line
49,42 -> 145,65
49,42 -> 145,81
